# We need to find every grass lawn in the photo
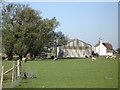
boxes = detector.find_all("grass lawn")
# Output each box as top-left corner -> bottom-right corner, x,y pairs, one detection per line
2,57 -> 118,88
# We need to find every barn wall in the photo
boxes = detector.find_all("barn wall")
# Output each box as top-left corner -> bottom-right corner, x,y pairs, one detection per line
63,49 -> 86,57
58,39 -> 92,58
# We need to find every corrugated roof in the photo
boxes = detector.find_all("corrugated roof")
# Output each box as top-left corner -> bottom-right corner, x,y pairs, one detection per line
67,38 -> 92,46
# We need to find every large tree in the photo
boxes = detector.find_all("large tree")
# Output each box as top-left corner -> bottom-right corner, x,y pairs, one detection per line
45,31 -> 69,56
2,3 -> 59,60
29,18 -> 59,57
54,31 -> 69,46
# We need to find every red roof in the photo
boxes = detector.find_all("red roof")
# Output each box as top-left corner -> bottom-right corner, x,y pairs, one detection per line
94,43 -> 99,47
103,43 -> 113,50
95,42 -> 113,50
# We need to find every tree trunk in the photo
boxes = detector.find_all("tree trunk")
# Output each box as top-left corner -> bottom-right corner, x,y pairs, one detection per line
23,48 -> 31,57
19,55 -> 22,61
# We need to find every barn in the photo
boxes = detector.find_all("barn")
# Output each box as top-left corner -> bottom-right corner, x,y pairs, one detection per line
57,39 -> 92,58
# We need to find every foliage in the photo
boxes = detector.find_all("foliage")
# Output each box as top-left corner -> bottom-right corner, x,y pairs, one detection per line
53,31 -> 69,47
2,3 -> 60,59
47,31 -> 69,54
117,48 -> 120,54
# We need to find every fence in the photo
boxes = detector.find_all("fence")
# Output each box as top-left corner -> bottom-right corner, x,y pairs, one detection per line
0,60 -> 21,89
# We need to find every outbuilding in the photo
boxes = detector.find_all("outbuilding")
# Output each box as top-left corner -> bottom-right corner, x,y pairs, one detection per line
57,39 -> 92,58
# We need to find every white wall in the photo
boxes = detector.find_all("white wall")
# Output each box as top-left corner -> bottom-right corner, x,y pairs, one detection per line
94,40 -> 113,56
106,53 -> 113,56
95,46 -> 100,53
99,43 -> 107,55
59,39 -> 92,58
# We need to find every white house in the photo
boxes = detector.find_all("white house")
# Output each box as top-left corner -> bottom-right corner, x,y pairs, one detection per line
57,39 -> 92,58
94,40 -> 113,56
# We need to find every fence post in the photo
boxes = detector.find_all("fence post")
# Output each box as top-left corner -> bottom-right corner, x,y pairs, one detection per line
14,61 -> 17,82
0,66 -> 4,90
12,61 -> 15,87
17,59 -> 21,78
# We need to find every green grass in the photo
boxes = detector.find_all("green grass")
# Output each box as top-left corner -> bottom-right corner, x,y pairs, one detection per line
2,57 -> 118,88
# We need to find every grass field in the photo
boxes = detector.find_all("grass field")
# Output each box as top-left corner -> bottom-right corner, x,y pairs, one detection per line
2,57 -> 118,88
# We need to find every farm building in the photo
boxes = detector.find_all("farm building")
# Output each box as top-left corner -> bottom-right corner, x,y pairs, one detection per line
57,39 -> 92,58
94,39 -> 113,56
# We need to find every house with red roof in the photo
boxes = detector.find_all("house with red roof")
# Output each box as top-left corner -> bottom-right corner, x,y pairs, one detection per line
94,39 -> 113,56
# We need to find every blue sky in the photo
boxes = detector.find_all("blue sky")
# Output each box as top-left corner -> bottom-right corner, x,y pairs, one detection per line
7,2 -> 118,49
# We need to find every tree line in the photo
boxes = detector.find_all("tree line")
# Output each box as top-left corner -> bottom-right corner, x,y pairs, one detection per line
1,3 -> 69,60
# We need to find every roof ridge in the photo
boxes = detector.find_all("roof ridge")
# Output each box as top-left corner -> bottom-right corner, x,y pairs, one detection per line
64,38 -> 91,46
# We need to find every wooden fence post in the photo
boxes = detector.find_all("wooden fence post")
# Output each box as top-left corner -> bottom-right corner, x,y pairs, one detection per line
0,66 -> 4,90
17,60 -> 21,78
12,61 -> 16,87
14,62 -> 17,82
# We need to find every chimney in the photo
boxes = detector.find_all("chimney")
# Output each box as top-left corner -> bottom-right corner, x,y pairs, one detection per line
100,39 -> 103,44
99,38 -> 103,44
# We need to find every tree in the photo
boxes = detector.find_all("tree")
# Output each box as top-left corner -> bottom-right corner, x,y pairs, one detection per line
28,18 -> 59,57
46,31 -> 69,56
2,4 -> 37,60
116,48 -> 120,54
2,3 -> 59,60
54,31 -> 69,46
2,29 -> 15,60
12,5 -> 42,59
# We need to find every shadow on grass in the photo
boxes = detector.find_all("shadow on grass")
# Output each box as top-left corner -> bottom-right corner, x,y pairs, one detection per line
2,57 -> 88,62
26,57 -> 87,62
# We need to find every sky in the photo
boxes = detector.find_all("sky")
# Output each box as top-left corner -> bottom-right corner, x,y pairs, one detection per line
6,2 -> 118,49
